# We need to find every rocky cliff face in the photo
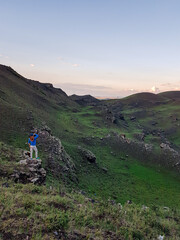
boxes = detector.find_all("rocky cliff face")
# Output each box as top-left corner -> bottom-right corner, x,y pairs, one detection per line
33,126 -> 77,183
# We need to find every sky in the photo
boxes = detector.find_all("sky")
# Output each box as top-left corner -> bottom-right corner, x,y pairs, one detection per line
0,0 -> 180,98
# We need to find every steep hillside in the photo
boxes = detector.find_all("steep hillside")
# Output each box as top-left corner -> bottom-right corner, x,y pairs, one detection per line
0,64 -> 77,144
0,64 -> 79,182
0,64 -> 73,109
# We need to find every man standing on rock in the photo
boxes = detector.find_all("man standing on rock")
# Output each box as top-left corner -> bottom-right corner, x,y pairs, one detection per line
28,132 -> 39,159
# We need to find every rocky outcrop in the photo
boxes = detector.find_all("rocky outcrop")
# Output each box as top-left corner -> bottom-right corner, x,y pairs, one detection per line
159,143 -> 180,168
78,146 -> 96,163
104,108 -> 125,124
11,151 -> 46,184
105,132 -> 180,171
160,143 -> 171,150
32,126 -> 77,182
13,160 -> 46,184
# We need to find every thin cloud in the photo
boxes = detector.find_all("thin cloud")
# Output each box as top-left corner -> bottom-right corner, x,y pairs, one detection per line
57,56 -> 65,61
160,82 -> 180,91
161,83 -> 171,87
0,54 -> 9,59
30,64 -> 35,67
72,64 -> 80,67
55,82 -> 140,98
161,82 -> 180,87
59,83 -> 111,90
57,56 -> 80,68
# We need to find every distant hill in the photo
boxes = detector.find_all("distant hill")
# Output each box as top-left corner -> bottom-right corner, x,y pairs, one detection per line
104,92 -> 169,109
158,91 -> 180,99
69,94 -> 100,106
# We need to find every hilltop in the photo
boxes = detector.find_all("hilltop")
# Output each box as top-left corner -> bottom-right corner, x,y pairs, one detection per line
69,94 -> 100,106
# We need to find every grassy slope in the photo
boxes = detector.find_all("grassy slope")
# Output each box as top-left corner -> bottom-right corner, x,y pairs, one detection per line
110,93 -> 180,148
46,105 -> 180,209
0,138 -> 179,239
0,179 -> 180,240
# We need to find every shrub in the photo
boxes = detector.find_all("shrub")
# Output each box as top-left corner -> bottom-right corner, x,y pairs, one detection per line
45,211 -> 69,230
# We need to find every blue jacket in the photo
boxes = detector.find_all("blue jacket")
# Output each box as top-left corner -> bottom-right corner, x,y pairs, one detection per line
28,134 -> 39,146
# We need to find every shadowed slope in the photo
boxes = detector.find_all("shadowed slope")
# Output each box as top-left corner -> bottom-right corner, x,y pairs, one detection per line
0,64 -> 75,108
0,64 -> 78,145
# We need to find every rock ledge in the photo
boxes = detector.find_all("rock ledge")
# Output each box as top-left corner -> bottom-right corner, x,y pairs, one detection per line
11,152 -> 46,184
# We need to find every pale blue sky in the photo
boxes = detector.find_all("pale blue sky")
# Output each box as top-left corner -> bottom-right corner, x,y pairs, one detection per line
1,0 -> 180,97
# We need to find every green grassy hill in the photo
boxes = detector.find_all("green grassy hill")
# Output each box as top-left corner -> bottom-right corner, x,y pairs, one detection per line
0,64 -> 180,239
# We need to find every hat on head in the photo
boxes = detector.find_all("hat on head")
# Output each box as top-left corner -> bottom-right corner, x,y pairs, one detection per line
30,133 -> 34,136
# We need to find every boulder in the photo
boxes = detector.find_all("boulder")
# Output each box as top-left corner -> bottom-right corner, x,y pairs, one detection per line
78,146 -> 96,163
130,116 -> 136,121
11,158 -> 46,184
119,114 -> 125,121
102,167 -> 108,173
145,143 -> 153,152
160,143 -> 170,149
127,200 -> 132,204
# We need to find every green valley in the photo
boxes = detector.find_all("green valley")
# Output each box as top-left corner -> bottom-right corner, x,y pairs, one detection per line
0,64 -> 180,239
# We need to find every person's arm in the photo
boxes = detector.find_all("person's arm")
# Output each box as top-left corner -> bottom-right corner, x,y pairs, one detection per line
34,134 -> 39,139
28,139 -> 31,147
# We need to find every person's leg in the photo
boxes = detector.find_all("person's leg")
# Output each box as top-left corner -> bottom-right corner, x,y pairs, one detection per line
34,146 -> 38,159
30,146 -> 33,159
32,146 -> 35,159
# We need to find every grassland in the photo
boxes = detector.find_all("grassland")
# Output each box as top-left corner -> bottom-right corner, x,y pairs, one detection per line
0,179 -> 180,240
44,106 -> 180,209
